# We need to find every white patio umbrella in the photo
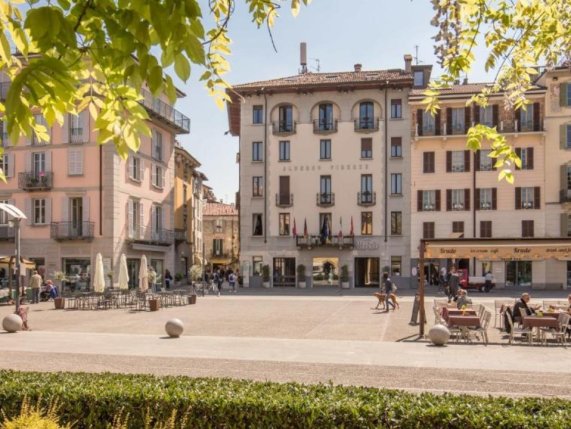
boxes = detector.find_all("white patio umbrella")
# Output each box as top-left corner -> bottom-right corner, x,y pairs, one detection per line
118,253 -> 129,290
92,252 -> 106,293
138,255 -> 148,292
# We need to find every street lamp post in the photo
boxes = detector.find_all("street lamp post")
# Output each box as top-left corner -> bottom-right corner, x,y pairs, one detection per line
0,203 -> 27,314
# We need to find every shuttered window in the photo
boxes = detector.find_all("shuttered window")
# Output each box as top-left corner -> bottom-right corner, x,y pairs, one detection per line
480,221 -> 492,238
423,222 -> 435,239
423,152 -> 435,173
522,220 -> 534,238
68,149 -> 83,176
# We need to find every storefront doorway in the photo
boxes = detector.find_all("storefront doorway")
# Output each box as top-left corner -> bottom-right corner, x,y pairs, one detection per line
312,257 -> 338,286
506,261 -> 532,287
354,257 -> 380,287
62,258 -> 91,292
273,257 -> 295,287
127,258 -> 140,290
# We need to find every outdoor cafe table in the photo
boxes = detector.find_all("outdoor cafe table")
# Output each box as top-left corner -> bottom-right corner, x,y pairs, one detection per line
441,307 -> 477,321
522,314 -> 561,344
447,315 -> 481,342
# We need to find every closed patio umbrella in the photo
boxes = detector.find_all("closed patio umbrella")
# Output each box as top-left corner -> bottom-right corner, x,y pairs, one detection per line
93,253 -> 105,293
118,253 -> 129,290
139,255 -> 148,292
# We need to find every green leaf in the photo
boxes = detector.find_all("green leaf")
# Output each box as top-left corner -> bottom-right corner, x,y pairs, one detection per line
174,54 -> 191,82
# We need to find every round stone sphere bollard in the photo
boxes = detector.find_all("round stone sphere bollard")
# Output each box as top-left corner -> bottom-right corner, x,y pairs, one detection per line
2,314 -> 23,333
165,318 -> 184,338
428,324 -> 451,346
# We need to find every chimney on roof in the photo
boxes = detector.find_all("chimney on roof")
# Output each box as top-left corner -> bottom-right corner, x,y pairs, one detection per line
404,54 -> 413,73
354,63 -> 362,72
462,77 -> 468,85
300,42 -> 308,74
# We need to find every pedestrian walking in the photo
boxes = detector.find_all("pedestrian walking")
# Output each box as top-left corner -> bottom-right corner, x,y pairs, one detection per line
382,272 -> 395,312
217,269 -> 224,295
228,271 -> 237,293
30,270 -> 42,304
448,266 -> 460,303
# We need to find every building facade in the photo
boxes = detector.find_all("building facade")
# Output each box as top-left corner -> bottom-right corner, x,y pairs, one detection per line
228,56 -> 419,288
0,86 -> 190,290
203,202 -> 239,270
409,70 -> 571,290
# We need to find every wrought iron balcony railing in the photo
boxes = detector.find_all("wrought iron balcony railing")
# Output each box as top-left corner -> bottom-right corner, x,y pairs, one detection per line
316,192 -> 335,207
354,117 -> 380,132
18,172 -> 53,191
275,193 -> 293,207
174,228 -> 187,242
313,119 -> 338,134
51,222 -> 95,241
272,121 -> 296,135
128,225 -> 173,246
357,191 -> 376,206
140,88 -> 191,134
0,225 -> 15,241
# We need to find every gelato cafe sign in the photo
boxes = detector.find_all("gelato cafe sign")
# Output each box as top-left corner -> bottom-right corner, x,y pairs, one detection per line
424,240 -> 571,261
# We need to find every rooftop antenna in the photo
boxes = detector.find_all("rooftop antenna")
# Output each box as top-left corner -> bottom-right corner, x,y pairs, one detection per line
310,58 -> 320,72
300,42 -> 308,74
414,45 -> 423,65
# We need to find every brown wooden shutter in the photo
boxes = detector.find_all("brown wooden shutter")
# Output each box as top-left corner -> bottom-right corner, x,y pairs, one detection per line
417,109 -> 423,136
515,148 -> 521,170
475,150 -> 481,171
464,106 -> 471,133
446,189 -> 452,211
446,108 -> 452,135
561,213 -> 569,237
561,83 -> 568,107
533,102 -> 540,131
528,147 -> 534,170
492,104 -> 499,127
362,138 -> 372,153
473,105 -> 480,125
446,151 -> 452,172
534,186 -> 540,209
475,188 -> 480,211
492,188 -> 497,210
464,189 -> 470,211
464,150 -> 471,172
417,190 -> 423,212
515,108 -> 521,132
423,152 -> 428,173
515,187 -> 521,209
561,165 -> 568,201
435,190 -> 441,211
435,110 -> 441,135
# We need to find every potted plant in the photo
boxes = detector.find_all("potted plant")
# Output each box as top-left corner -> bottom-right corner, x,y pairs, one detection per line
175,272 -> 183,287
340,264 -> 350,289
262,264 -> 270,288
53,271 -> 67,309
297,264 -> 306,288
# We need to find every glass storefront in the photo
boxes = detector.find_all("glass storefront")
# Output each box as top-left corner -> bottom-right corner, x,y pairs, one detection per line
273,257 -> 296,287
506,261 -> 532,287
312,257 -> 338,286
62,258 -> 91,292
127,258 -> 140,290
354,257 -> 380,287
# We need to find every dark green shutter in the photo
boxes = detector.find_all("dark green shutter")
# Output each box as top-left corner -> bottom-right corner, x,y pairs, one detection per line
560,83 -> 568,107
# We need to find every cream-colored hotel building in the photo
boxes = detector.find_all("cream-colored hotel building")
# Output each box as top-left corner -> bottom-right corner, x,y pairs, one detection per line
229,53 -> 571,290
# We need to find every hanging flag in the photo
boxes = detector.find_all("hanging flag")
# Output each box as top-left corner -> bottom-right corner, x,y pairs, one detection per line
303,218 -> 308,238
350,216 -> 354,236
338,217 -> 343,240
321,214 -> 330,243
292,218 -> 297,237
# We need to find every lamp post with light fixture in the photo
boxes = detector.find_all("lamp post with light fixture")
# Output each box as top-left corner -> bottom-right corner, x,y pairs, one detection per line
0,203 -> 27,313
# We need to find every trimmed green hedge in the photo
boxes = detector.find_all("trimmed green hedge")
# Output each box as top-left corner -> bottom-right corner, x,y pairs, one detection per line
0,370 -> 570,428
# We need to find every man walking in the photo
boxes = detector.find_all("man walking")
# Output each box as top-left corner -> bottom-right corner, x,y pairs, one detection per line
382,272 -> 395,312
228,271 -> 237,293
30,270 -> 42,304
448,266 -> 460,303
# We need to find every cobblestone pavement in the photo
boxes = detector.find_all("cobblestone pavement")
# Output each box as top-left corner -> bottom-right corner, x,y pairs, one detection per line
1,289 -> 570,398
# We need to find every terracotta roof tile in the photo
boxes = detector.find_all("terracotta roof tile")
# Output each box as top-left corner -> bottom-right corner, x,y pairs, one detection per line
232,69 -> 412,91
204,202 -> 238,217
410,82 -> 545,97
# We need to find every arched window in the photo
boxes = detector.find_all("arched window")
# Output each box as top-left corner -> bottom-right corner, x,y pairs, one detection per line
359,102 -> 374,129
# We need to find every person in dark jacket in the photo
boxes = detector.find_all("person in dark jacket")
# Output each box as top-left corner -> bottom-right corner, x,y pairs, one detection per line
382,272 -> 395,312
447,266 -> 459,303
513,293 -> 535,324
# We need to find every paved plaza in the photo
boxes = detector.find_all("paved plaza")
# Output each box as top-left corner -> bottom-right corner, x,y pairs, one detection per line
1,288 -> 571,398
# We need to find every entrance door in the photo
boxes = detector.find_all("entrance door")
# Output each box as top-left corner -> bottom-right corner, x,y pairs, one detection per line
273,257 -> 295,287
279,176 -> 290,205
506,261 -> 532,287
32,152 -> 45,177
354,257 -> 380,287
312,257 -> 338,286
127,258 -> 140,289
70,197 -> 83,237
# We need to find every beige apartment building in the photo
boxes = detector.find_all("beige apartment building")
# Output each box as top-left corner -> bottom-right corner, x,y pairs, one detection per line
410,67 -> 571,290
0,86 -> 190,290
228,53 -> 421,288
203,202 -> 239,271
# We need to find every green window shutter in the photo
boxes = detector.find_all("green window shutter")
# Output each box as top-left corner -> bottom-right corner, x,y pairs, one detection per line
560,83 -> 568,107
561,124 -> 568,149
560,213 -> 569,237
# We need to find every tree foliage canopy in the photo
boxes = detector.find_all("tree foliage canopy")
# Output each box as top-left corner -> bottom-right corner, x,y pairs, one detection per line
425,0 -> 571,183
0,0 -> 310,180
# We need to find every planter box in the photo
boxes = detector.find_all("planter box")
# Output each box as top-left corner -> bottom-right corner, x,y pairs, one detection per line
148,299 -> 160,312
54,297 -> 65,310
262,281 -> 270,288
188,295 -> 197,305
298,282 -> 306,289
341,282 -> 350,289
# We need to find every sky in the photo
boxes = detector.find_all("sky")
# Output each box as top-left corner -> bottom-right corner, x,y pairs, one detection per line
174,0 -> 493,203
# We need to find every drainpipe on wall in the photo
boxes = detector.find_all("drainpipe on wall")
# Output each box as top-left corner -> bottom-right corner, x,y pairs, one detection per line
384,82 -> 389,244
99,144 -> 103,236
263,89 -> 268,244
472,151 -> 477,276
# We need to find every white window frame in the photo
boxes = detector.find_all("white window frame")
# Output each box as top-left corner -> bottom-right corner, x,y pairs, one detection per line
479,149 -> 493,171
451,151 -> 465,172
279,140 -> 290,161
152,163 -> 164,189
451,189 -> 465,210
521,187 -> 535,209
479,106 -> 493,127
414,71 -> 424,86
422,111 -> 435,133
422,190 -> 436,211
0,199 -> 8,224
451,108 -> 465,134
480,188 -> 493,210
390,173 -> 402,195
33,198 -> 46,225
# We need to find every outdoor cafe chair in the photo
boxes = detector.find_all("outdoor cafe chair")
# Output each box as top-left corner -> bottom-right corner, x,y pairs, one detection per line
472,311 -> 492,344
541,313 -> 570,347
433,307 -> 443,325
494,300 -> 515,328
505,310 -> 531,345
542,300 -> 568,310
477,305 -> 486,319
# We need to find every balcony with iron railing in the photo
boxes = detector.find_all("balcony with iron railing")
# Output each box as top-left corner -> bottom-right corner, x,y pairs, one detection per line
272,121 -> 296,136
561,189 -> 571,203
354,117 -> 380,132
316,192 -> 335,207
174,228 -> 187,242
296,235 -> 354,250
211,250 -> 233,259
128,225 -> 173,246
275,193 -> 293,207
18,172 -> 53,191
415,119 -> 544,138
140,88 -> 191,134
357,191 -> 376,206
313,119 -> 338,134
0,225 -> 15,241
50,222 -> 95,241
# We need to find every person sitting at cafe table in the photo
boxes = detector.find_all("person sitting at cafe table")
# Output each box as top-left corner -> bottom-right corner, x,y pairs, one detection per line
456,289 -> 472,309
513,293 -> 537,323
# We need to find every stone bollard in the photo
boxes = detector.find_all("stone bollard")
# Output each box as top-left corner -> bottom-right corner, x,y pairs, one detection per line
165,318 -> 184,338
2,314 -> 23,333
428,324 -> 451,346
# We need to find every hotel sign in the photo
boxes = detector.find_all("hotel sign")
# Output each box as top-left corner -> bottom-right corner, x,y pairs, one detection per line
425,241 -> 571,261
